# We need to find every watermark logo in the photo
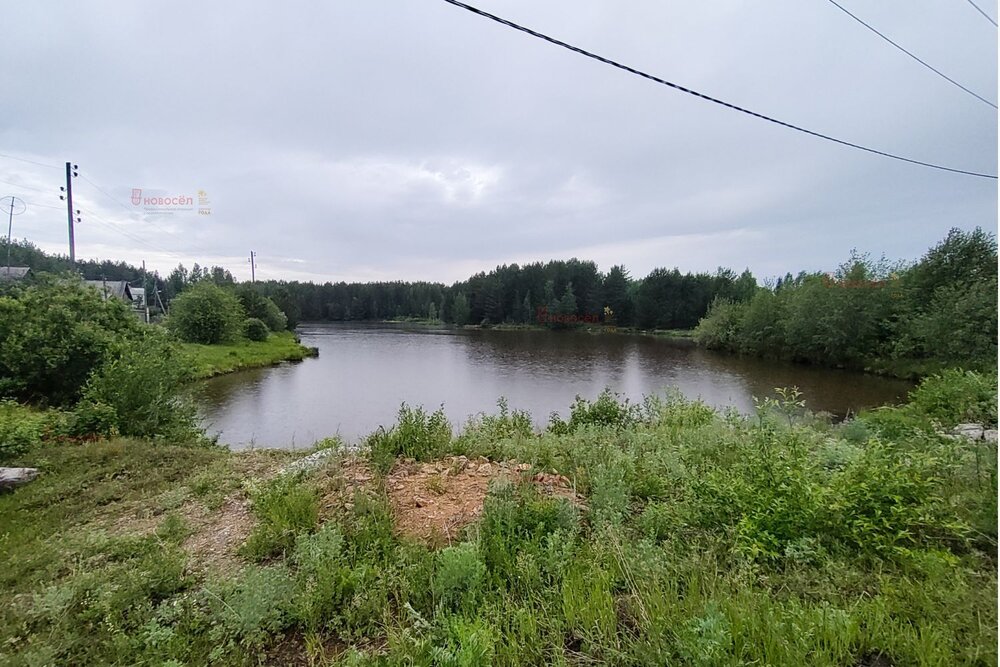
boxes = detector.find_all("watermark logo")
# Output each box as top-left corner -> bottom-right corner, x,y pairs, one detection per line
197,189 -> 211,216
536,305 -> 615,327
130,187 -> 211,215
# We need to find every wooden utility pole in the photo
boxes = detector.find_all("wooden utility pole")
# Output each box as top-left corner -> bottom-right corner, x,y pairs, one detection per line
249,250 -> 257,283
61,163 -> 78,265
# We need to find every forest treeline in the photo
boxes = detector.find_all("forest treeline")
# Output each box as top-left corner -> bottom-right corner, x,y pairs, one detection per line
2,227 -> 995,376
0,239 -> 758,329
694,228 -> 997,376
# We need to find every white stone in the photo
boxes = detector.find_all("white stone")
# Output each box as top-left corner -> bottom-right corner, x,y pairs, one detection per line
0,467 -> 39,490
951,423 -> 985,440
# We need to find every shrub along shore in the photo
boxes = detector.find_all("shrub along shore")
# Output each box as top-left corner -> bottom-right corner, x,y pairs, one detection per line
0,371 -> 996,665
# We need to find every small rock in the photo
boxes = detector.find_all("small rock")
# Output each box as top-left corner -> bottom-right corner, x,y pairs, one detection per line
414,497 -> 428,508
281,448 -> 336,475
516,463 -> 531,472
985,429 -> 998,443
951,423 -> 985,440
0,467 -> 39,490
477,456 -> 490,464
478,463 -> 492,474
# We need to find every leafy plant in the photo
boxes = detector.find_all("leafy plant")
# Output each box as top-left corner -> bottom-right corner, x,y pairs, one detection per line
242,475 -> 319,560
367,404 -> 452,472
434,542 -> 487,613
0,275 -> 145,405
166,281 -> 245,344
75,327 -> 199,440
244,317 -> 269,342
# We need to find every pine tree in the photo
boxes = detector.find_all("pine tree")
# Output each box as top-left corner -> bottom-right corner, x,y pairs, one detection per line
452,292 -> 470,326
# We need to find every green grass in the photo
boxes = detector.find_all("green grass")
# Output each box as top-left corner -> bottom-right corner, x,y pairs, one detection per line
0,377 -> 995,665
181,331 -> 317,379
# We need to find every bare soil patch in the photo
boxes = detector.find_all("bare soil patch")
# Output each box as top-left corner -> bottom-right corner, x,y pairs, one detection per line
180,494 -> 254,576
385,456 -> 578,544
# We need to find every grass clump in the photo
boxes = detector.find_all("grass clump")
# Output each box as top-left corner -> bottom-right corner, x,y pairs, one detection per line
242,474 -> 319,560
366,403 -> 452,473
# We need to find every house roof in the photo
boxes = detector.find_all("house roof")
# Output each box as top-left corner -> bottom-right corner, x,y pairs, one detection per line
0,266 -> 30,281
84,280 -> 133,301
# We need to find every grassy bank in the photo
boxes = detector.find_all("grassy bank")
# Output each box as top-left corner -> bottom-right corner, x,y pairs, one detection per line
182,331 -> 317,379
0,371 -> 995,665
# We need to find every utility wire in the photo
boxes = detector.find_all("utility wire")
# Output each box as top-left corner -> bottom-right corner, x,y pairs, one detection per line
0,152 -> 61,170
0,177 -> 52,194
965,0 -> 998,27
438,0 -> 998,179
78,173 -> 222,258
77,206 -> 195,260
826,0 -> 997,109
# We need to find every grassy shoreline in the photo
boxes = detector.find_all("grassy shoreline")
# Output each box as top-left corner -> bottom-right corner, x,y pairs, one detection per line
181,331 -> 318,379
1,373 -> 995,665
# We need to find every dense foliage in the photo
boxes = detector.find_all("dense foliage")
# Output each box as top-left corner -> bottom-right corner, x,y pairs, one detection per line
695,228 -> 998,376
0,275 -> 146,405
0,278 -> 203,450
0,375 -> 995,665
236,285 -> 288,332
243,317 -> 270,342
76,327 -> 200,440
167,282 -> 246,344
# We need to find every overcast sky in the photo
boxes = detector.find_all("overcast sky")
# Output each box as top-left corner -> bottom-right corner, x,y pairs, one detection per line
1,1 -> 996,284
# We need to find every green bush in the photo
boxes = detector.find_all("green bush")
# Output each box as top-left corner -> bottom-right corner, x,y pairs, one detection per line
0,275 -> 144,405
166,282 -> 245,344
478,482 -> 578,592
236,285 -> 288,331
206,565 -> 296,653
367,404 -> 452,473
0,400 -> 50,462
292,525 -> 357,631
75,328 -> 199,440
907,369 -> 998,427
693,298 -> 746,350
548,389 -> 641,434
434,542 -> 487,613
244,317 -> 269,342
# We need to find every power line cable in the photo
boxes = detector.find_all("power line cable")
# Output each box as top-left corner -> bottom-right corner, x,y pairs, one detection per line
77,206 -> 195,259
0,177 -> 52,194
965,0 -> 998,27
0,153 -> 61,170
438,0 -> 998,179
826,0 -> 997,109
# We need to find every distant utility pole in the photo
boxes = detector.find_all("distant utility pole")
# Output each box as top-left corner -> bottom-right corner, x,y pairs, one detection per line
59,162 -> 79,265
248,250 -> 257,283
2,196 -> 26,272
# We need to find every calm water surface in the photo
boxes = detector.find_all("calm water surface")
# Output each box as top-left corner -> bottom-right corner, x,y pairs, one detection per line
197,322 -> 914,449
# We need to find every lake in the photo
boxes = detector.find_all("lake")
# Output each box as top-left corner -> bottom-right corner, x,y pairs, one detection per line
196,322 -> 914,449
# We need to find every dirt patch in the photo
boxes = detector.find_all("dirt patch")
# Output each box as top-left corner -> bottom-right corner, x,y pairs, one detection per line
385,456 -> 578,544
181,494 -> 255,576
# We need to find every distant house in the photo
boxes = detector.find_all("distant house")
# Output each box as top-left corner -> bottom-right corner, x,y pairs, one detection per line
84,280 -> 134,303
0,266 -> 30,281
131,286 -> 150,323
